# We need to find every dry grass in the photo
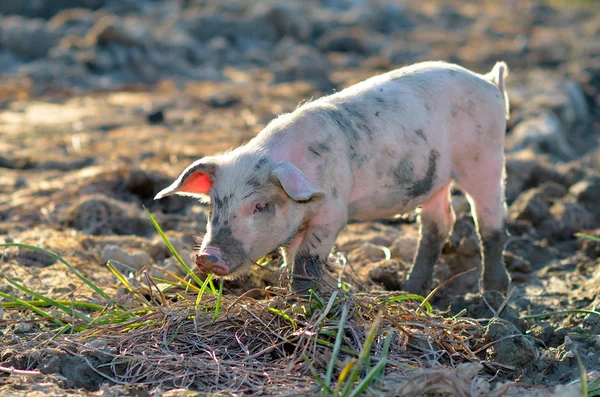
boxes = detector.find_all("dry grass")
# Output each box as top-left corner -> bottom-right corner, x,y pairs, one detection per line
13,287 -> 520,395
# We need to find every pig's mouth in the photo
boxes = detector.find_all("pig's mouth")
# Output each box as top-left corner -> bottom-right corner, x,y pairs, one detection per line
194,253 -> 230,276
194,251 -> 255,278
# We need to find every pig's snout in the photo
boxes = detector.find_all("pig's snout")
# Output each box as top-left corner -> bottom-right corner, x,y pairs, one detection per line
195,248 -> 230,276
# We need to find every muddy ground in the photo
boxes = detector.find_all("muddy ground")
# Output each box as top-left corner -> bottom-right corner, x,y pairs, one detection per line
1,0 -> 600,396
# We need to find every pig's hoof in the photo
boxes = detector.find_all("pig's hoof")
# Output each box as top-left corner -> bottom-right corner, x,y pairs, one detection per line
403,278 -> 427,296
482,270 -> 511,295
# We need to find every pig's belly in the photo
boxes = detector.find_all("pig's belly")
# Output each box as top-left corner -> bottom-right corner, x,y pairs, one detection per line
347,186 -> 436,221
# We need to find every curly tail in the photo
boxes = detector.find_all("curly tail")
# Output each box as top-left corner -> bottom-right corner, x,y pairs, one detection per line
488,61 -> 510,120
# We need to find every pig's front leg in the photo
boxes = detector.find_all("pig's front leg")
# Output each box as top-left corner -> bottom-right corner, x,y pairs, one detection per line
404,182 -> 456,294
290,207 -> 347,294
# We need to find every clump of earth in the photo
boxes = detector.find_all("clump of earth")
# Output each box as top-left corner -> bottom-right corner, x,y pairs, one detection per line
1,0 -> 600,396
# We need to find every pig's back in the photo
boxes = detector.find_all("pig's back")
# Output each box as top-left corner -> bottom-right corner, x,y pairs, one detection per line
301,62 -> 507,219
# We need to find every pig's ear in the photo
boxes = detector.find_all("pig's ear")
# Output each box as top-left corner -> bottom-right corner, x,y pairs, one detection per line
271,162 -> 326,202
154,159 -> 217,200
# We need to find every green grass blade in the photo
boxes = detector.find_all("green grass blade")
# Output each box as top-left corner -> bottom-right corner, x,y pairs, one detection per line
2,300 -> 106,311
324,303 -> 349,396
385,294 -> 432,313
522,309 -> 600,320
4,277 -> 92,323
577,354 -> 588,397
0,243 -> 110,300
144,208 -> 215,292
213,278 -> 224,321
0,291 -> 65,327
304,355 -> 334,395
106,261 -> 150,307
348,358 -> 388,397
341,312 -> 382,397
269,308 -> 297,331
576,233 -> 600,243
452,308 -> 468,320
588,379 -> 600,397
194,273 -> 216,309
374,330 -> 394,383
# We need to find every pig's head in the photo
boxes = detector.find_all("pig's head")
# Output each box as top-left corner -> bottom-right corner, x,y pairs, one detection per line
155,152 -> 325,277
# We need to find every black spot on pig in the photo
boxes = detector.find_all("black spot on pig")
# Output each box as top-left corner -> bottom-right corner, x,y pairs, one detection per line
248,178 -> 261,189
393,154 -> 414,186
312,233 -> 322,244
332,187 -> 338,198
375,111 -> 380,117
393,150 -> 439,199
255,157 -> 268,170
308,146 -> 321,157
317,142 -> 331,152
213,195 -> 223,210
209,226 -> 246,267
344,103 -> 374,140
415,129 -> 427,142
407,150 -> 438,198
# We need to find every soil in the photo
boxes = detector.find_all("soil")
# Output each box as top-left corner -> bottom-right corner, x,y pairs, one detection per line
1,0 -> 600,396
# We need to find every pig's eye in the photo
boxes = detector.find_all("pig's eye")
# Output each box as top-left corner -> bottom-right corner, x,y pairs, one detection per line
253,203 -> 271,214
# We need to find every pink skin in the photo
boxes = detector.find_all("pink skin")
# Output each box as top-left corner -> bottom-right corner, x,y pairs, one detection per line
195,247 -> 229,276
156,61 -> 512,295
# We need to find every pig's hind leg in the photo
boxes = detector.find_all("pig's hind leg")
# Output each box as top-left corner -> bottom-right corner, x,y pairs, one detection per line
404,181 -> 455,294
453,153 -> 511,294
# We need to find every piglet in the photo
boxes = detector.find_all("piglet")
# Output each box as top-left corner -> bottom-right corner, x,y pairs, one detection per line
155,61 -> 512,295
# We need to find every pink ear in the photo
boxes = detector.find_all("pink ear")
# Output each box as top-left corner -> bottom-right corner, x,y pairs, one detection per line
180,172 -> 212,195
271,162 -> 326,202
155,159 -> 216,200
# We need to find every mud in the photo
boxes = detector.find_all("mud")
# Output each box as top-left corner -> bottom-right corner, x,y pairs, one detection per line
1,0 -> 600,395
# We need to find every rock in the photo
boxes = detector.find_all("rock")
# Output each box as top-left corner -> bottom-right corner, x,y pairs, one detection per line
570,176 -> 600,204
484,319 -> 538,369
0,16 -> 62,59
528,322 -> 554,345
123,169 -> 157,200
348,242 -> 388,264
504,252 -> 531,273
317,27 -> 370,55
206,91 -> 241,108
84,15 -> 147,48
370,3 -> 414,33
252,3 -> 310,41
509,112 -> 575,160
273,43 -> 331,88
17,247 -> 57,267
150,256 -> 187,279
102,245 -> 150,269
63,194 -> 153,236
146,109 -> 164,124
581,235 -> 600,260
549,200 -> 594,237
509,188 -> 551,226
389,237 -> 418,261
536,181 -> 568,199
0,0 -> 106,19
457,236 -> 480,257
367,259 -> 403,291
450,291 -> 528,333
182,11 -> 277,43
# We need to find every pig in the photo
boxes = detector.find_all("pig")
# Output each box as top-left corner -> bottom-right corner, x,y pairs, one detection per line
155,61 -> 512,296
